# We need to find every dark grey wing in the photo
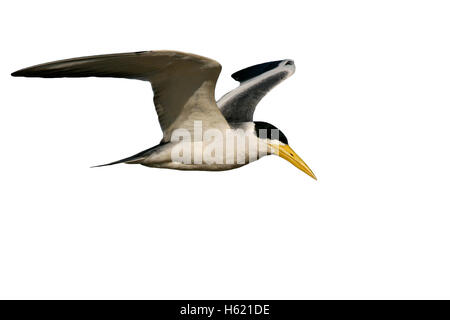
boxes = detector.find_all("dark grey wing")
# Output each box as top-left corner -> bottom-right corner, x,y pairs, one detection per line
217,59 -> 295,123
12,50 -> 229,141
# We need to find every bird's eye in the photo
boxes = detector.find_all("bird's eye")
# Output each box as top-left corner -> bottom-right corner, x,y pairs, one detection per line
285,60 -> 294,66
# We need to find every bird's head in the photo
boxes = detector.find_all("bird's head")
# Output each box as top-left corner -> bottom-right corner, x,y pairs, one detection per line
254,121 -> 316,180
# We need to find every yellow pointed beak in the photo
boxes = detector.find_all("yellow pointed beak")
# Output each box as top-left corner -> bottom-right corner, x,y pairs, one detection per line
269,143 -> 317,180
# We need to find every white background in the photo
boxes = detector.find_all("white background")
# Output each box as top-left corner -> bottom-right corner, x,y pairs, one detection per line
1,0 -> 449,299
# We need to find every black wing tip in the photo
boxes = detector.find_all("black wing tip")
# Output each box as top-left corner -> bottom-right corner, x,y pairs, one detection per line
231,60 -> 285,82
11,70 -> 24,77
11,50 -> 151,78
11,68 -> 40,77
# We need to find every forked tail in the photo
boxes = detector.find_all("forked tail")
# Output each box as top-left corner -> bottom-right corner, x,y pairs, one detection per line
91,144 -> 161,168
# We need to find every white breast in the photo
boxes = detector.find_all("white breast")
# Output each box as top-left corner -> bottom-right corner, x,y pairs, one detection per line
140,122 -> 270,171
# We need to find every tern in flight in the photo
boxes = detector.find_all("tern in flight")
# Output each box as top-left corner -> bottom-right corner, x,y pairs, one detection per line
12,50 -> 316,179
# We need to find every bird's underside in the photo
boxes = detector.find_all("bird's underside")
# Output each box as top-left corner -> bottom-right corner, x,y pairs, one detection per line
12,50 -> 316,179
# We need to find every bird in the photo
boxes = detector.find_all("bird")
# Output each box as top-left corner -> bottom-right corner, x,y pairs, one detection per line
11,50 -> 316,179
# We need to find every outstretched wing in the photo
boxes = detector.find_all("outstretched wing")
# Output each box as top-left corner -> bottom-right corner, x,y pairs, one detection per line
217,59 -> 295,123
12,50 -> 229,141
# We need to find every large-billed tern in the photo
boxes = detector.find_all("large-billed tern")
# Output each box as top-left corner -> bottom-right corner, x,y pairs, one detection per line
12,50 -> 316,179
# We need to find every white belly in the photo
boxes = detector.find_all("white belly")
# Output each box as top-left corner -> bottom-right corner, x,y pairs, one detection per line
140,126 -> 270,171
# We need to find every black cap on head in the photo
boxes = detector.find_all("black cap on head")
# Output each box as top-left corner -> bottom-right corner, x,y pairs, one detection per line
254,121 -> 288,145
